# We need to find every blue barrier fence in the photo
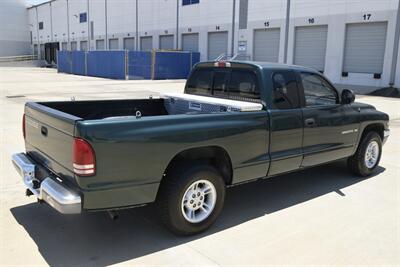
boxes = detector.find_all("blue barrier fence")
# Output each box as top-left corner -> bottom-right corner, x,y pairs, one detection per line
57,50 -> 200,80
127,51 -> 152,79
57,51 -> 71,73
87,51 -> 126,79
71,51 -> 86,76
154,52 -> 191,80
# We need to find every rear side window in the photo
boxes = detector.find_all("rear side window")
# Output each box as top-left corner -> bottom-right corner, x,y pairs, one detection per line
272,71 -> 300,109
186,68 -> 260,102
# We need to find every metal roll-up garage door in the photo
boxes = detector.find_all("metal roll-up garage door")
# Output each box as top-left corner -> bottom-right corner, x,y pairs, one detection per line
253,28 -> 280,62
343,22 -> 388,74
182,33 -> 199,52
140,36 -> 153,51
208,31 -> 228,60
96,39 -> 105,50
123,37 -> 135,50
159,35 -> 174,50
80,41 -> 88,51
109,38 -> 119,50
294,25 -> 328,72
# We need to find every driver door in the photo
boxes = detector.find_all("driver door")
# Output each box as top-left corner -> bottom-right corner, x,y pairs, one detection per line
298,71 -> 359,167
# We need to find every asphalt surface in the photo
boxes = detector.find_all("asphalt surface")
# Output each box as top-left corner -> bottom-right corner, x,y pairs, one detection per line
1,67 -> 399,266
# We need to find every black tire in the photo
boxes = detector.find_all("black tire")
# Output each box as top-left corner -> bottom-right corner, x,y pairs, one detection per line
348,131 -> 382,177
157,164 -> 225,236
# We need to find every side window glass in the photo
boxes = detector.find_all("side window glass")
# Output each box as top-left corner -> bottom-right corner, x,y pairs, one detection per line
272,71 -> 300,109
300,73 -> 337,106
186,69 -> 212,95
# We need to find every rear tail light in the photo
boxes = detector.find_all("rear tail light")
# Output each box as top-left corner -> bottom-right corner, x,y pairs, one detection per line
73,138 -> 96,176
22,114 -> 26,139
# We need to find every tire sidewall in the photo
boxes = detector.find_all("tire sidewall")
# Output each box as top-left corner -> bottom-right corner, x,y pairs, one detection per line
167,166 -> 225,235
358,132 -> 382,175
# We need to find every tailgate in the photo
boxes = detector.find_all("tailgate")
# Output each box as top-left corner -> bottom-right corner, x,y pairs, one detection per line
24,102 -> 81,183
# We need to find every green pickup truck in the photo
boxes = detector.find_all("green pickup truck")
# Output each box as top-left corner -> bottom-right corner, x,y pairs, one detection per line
12,61 -> 390,235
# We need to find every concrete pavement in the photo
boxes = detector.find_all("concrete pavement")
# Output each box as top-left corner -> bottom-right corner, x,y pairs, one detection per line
1,67 -> 399,266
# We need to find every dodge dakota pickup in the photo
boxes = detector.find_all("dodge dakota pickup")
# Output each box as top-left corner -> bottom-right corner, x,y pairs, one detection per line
12,61 -> 390,235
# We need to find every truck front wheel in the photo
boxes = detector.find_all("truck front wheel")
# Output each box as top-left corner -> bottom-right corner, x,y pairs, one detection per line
348,131 -> 382,177
157,164 -> 225,235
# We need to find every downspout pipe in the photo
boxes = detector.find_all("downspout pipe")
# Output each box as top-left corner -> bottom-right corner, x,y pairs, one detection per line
389,0 -> 400,86
231,0 -> 236,57
136,0 -> 139,50
105,0 -> 108,50
283,0 -> 291,63
176,0 -> 179,50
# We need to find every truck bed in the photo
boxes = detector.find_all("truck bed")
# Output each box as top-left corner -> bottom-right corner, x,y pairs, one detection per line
41,98 -> 168,120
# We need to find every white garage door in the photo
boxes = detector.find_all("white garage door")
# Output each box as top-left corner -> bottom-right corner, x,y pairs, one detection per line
96,39 -> 105,50
123,37 -> 135,50
208,31 -> 228,60
343,22 -> 388,74
182,33 -> 199,52
253,28 -> 280,62
140,36 -> 153,51
294,25 -> 328,72
109,38 -> 119,50
159,35 -> 174,50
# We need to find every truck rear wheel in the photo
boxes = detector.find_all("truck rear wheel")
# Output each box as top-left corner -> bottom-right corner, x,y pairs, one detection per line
348,131 -> 382,177
157,164 -> 225,235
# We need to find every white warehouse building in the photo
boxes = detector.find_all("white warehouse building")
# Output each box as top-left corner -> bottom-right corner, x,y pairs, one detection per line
28,0 -> 400,90
0,0 -> 30,57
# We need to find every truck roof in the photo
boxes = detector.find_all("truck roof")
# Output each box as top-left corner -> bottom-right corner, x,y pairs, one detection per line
195,60 -> 319,73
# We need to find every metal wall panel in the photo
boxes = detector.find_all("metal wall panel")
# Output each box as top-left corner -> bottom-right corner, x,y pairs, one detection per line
96,39 -> 105,50
159,35 -> 174,50
140,36 -> 153,51
253,28 -> 280,62
207,31 -> 228,60
294,25 -> 328,72
123,37 -> 135,50
182,33 -> 199,52
343,22 -> 388,74
109,38 -> 119,50
239,0 -> 249,29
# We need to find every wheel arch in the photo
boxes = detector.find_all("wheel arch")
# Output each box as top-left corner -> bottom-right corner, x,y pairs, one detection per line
360,123 -> 385,141
162,146 -> 233,185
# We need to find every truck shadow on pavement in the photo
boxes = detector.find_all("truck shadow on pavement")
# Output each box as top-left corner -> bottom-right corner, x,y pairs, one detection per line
10,160 -> 385,267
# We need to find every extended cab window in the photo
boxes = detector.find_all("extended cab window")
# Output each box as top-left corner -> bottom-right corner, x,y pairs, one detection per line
272,71 -> 300,109
300,72 -> 338,106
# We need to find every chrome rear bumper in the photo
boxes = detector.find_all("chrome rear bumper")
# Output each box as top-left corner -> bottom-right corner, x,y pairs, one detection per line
12,153 -> 81,214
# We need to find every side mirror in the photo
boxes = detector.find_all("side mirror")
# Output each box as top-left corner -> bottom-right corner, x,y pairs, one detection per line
341,89 -> 355,104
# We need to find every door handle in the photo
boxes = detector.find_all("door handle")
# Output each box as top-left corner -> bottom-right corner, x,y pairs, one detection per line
41,126 -> 48,136
305,118 -> 316,127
